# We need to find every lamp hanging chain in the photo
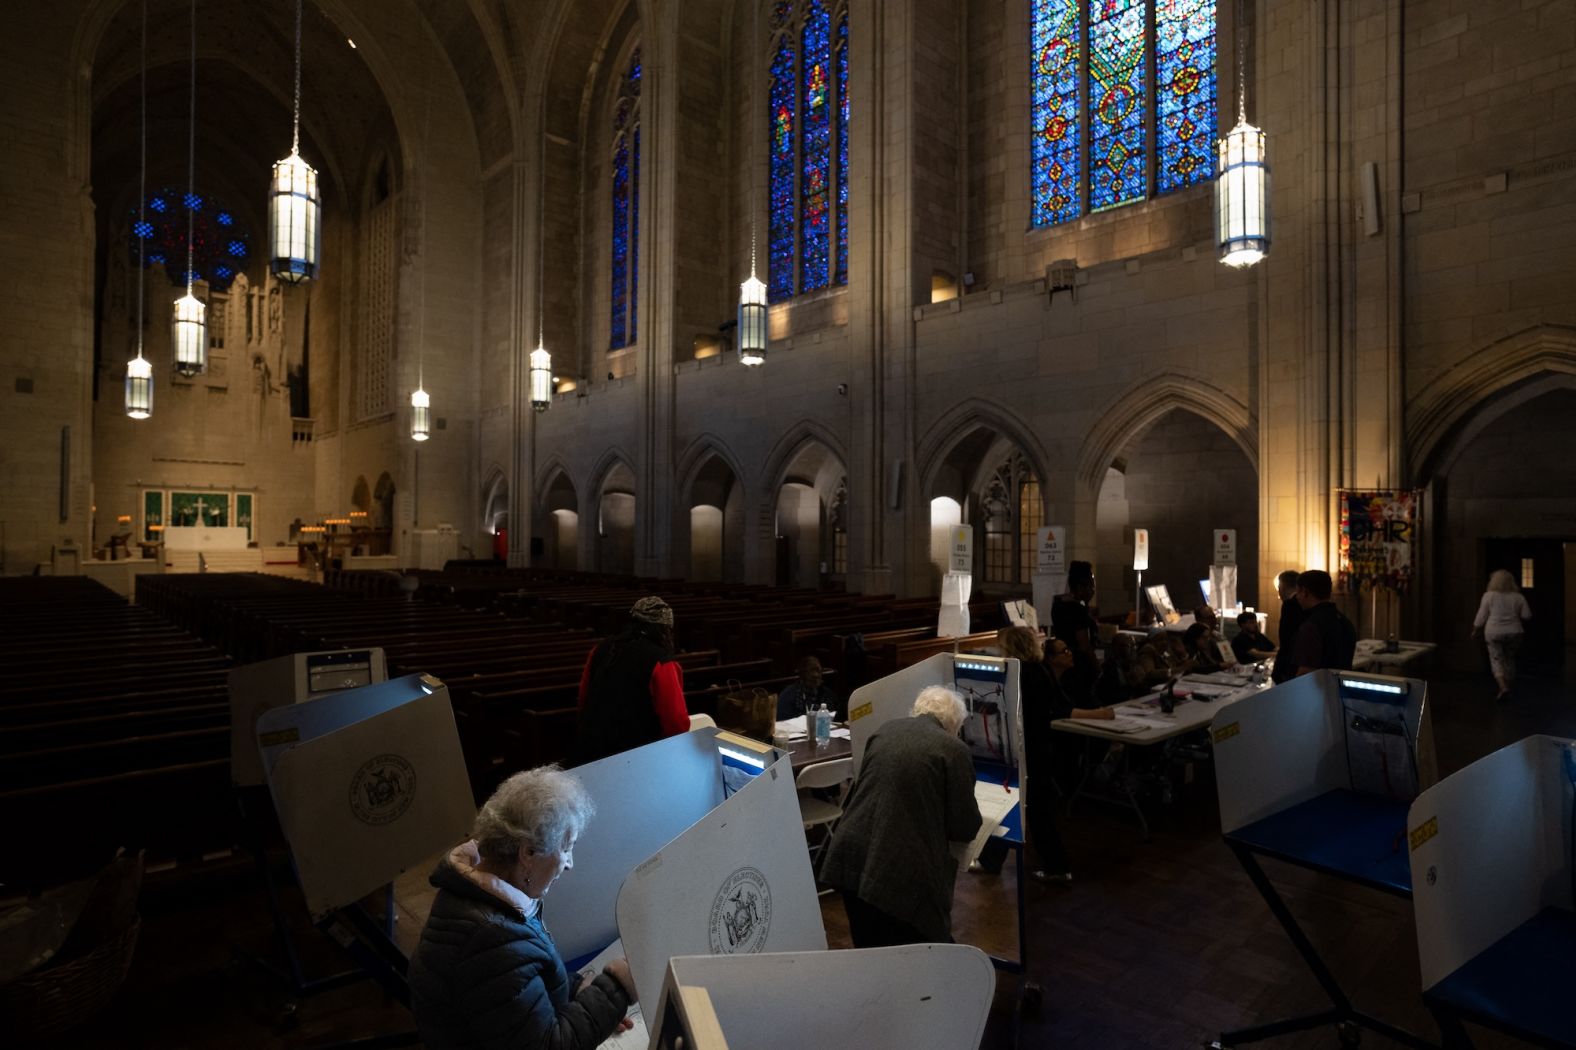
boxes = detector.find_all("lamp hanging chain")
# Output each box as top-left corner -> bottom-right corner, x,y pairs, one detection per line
1236,0 -> 1248,124
185,0 -> 196,297
136,0 -> 146,358
749,0 -> 759,277
538,122 -> 545,350
418,72 -> 432,390
292,0 -> 303,155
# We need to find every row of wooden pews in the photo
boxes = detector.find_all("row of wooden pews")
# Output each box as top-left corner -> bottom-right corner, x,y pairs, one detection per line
0,577 -> 235,888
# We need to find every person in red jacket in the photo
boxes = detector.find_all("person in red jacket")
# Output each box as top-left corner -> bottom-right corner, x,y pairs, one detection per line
575,596 -> 690,764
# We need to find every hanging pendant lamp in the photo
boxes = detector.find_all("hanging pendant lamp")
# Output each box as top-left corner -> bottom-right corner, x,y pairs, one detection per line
530,341 -> 552,411
738,0 -> 767,367
172,0 -> 206,377
1216,0 -> 1270,268
410,387 -> 431,441
126,0 -> 154,419
270,0 -> 321,282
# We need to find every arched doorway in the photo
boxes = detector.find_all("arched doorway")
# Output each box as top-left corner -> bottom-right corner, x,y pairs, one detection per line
683,451 -> 744,583
1094,409 -> 1258,619
482,469 -> 508,561
926,426 -> 1046,597
1432,386 -> 1576,676
770,438 -> 847,589
596,461 -> 637,575
539,468 -> 580,571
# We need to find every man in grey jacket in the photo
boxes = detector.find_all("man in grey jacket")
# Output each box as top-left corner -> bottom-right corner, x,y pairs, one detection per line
817,685 -> 982,947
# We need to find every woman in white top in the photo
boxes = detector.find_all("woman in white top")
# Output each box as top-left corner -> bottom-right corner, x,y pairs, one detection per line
1470,569 -> 1533,700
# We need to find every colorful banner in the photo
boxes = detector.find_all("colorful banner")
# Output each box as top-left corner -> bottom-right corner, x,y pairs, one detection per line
1338,489 -> 1419,593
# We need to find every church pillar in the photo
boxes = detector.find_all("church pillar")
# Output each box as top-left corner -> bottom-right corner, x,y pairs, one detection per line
635,27 -> 680,579
507,158 -> 536,568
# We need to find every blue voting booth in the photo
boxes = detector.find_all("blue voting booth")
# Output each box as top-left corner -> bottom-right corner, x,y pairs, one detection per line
1209,669 -> 1437,1049
1408,734 -> 1576,1049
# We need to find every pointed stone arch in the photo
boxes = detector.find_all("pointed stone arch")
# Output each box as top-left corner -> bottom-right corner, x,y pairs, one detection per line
675,434 -> 748,582
1077,373 -> 1257,492
675,433 -> 749,508
917,400 -> 1054,513
759,422 -> 850,589
1409,324 -> 1576,479
533,455 -> 578,508
760,420 -> 850,498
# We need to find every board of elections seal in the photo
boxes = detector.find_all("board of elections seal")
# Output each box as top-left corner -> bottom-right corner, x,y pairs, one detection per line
708,866 -> 772,954
349,753 -> 417,825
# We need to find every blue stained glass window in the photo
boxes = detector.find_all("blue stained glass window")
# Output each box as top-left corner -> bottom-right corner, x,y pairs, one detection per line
835,14 -> 849,285
610,48 -> 641,350
767,1 -> 850,303
768,35 -> 797,303
1030,0 -> 1215,225
129,186 -> 250,291
1089,0 -> 1147,211
1156,0 -> 1216,193
1031,0 -> 1082,224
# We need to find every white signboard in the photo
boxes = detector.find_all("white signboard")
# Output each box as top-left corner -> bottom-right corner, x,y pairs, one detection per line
1133,528 -> 1150,571
1214,528 -> 1237,566
1035,525 -> 1066,574
948,525 -> 973,574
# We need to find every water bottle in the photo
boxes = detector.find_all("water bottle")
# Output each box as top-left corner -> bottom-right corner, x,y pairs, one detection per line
815,703 -> 832,746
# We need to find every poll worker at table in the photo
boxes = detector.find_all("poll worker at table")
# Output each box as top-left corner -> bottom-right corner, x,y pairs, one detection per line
1470,568 -> 1532,701
1231,611 -> 1276,665
818,686 -> 982,947
1134,629 -> 1194,690
776,655 -> 839,720
999,626 -> 1111,883
409,765 -> 638,1050
1292,570 -> 1357,676
1270,569 -> 1304,683
1184,622 -> 1231,672
1050,561 -> 1102,704
575,596 -> 690,764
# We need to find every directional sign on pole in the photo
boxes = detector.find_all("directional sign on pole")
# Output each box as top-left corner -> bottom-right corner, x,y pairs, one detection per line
1133,528 -> 1149,572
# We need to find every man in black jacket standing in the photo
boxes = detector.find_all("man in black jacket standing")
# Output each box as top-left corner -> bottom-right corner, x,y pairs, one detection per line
1292,569 -> 1358,675
1270,569 -> 1304,683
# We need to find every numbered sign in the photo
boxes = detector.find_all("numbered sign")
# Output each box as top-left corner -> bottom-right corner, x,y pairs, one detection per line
949,525 -> 974,574
1133,528 -> 1150,572
1214,529 -> 1237,566
1035,525 -> 1066,575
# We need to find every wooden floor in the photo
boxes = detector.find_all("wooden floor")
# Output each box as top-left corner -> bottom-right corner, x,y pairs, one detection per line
51,664 -> 1576,1049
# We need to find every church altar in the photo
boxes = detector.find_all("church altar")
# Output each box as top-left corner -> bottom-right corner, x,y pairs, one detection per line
163,526 -> 251,551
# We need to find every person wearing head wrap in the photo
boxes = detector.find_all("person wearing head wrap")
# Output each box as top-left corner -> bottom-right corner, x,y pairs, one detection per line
575,596 -> 690,763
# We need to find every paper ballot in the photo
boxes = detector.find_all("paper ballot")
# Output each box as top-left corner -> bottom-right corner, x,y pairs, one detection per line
960,779 -> 1019,869
579,938 -> 648,1048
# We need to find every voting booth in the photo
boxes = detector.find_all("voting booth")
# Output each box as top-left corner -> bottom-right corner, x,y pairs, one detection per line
230,647 -> 388,787
1209,670 -> 1438,1049
648,944 -> 997,1050
1408,735 -> 1576,1048
844,653 -> 1032,986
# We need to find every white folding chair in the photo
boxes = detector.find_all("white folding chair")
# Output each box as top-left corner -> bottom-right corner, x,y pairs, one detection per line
795,757 -> 853,866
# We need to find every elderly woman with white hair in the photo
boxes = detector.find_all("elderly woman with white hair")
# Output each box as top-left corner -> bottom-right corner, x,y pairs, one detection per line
408,765 -> 637,1049
1471,568 -> 1533,700
816,685 -> 982,948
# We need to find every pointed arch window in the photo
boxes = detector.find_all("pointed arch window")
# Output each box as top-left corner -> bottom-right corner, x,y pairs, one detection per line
611,48 -> 642,349
1031,0 -> 1217,226
767,0 -> 849,303
983,453 -> 1041,586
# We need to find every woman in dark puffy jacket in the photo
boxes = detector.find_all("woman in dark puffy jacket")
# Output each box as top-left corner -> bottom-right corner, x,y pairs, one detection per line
408,765 -> 637,1049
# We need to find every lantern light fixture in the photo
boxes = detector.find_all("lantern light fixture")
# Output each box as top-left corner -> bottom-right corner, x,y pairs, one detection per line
410,387 -> 431,441
126,0 -> 154,419
269,0 -> 321,283
530,343 -> 552,411
1216,0 -> 1270,268
172,0 -> 205,378
738,0 -> 767,368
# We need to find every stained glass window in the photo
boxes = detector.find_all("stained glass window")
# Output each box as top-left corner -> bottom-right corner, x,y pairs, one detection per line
611,49 -> 641,350
767,1 -> 849,303
129,186 -> 251,291
1030,0 -> 1216,225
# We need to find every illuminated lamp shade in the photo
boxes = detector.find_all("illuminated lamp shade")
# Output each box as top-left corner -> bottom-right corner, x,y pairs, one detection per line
1216,119 -> 1270,268
410,387 -> 431,441
125,355 -> 154,419
529,344 -> 552,412
737,272 -> 767,367
171,291 -> 207,377
270,152 -> 321,282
